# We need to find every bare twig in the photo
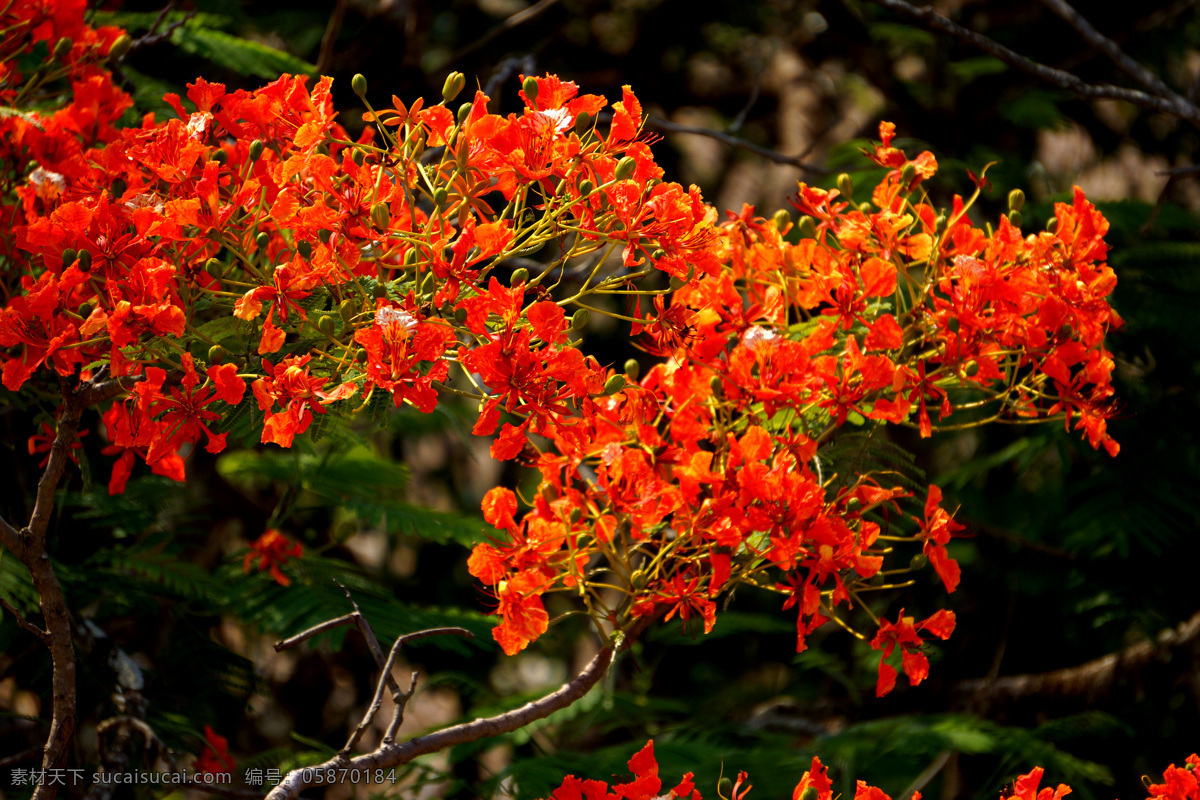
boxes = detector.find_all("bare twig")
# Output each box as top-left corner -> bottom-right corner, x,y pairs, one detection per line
1037,0 -> 1183,102
274,613 -> 359,651
0,595 -> 48,642
315,0 -> 346,75
600,112 -> 827,173
0,745 -> 40,768
447,0 -> 563,66
727,70 -> 763,134
866,0 -> 1200,124
958,609 -> 1200,702
898,750 -> 953,800
344,626 -> 473,754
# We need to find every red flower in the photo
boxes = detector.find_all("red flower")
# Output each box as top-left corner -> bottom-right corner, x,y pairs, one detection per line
193,726 -> 234,775
243,530 -> 303,587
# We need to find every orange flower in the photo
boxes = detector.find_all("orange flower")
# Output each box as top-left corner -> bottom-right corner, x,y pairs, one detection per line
243,530 -> 302,586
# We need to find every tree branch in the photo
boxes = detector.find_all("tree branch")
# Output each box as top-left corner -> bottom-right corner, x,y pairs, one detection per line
958,609 -> 1200,703
641,115 -> 828,174
265,619 -> 648,800
865,0 -> 1200,124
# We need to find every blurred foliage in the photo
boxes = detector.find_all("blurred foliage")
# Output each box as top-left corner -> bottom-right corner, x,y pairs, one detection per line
2,0 -> 1200,798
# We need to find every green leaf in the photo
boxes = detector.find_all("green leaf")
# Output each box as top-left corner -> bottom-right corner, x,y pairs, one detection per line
171,26 -> 316,80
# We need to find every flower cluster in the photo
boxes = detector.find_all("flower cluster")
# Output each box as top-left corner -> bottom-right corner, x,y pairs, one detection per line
0,2 -> 1121,693
542,744 -> 1200,800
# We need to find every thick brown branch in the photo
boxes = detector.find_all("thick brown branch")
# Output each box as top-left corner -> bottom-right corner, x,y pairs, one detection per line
866,0 -> 1200,124
265,620 -> 647,800
958,609 -> 1200,703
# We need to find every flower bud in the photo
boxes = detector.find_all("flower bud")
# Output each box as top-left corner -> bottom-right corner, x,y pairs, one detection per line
578,179 -> 594,197
575,112 -> 592,131
205,258 -> 223,279
457,102 -> 472,124
910,553 -> 929,571
765,209 -> 788,232
858,201 -> 873,215
76,249 -> 92,272
719,778 -> 733,798
709,375 -> 722,397
1046,217 -> 1058,233
317,314 -> 336,336
799,787 -> 819,800
900,162 -> 917,184
106,34 -> 132,62
442,71 -> 466,103
454,307 -> 468,324
210,148 -> 227,164
797,216 -> 817,239
1007,209 -> 1022,228
339,299 -> 357,322
61,248 -> 76,267
256,231 -> 271,252
319,228 -> 332,243
433,187 -> 448,208
372,282 -> 388,299
571,308 -> 590,330
1007,188 -> 1025,212
248,139 -> 264,162
208,345 -> 227,365
53,37 -> 73,61
297,240 -> 312,260
613,155 -> 637,181
510,267 -> 529,286
624,358 -> 640,381
351,73 -> 369,97
370,201 -> 390,230
356,349 -> 368,364
351,147 -> 365,166
522,75 -> 539,103
602,374 -> 626,395
836,172 -> 853,199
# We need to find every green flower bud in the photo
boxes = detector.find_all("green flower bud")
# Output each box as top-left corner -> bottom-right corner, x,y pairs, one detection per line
205,258 -> 223,280
351,147 -> 365,167
602,374 -> 626,395
106,34 -> 133,62
76,249 -> 91,272
317,314 -> 336,336
442,71 -> 466,103
458,102 -> 472,124
858,201 -> 873,215
255,231 -> 271,252
575,112 -> 592,131
1046,216 -> 1058,233
522,75 -> 539,102
799,787 -> 819,800
356,348 -> 368,364
454,307 -> 468,324
351,73 -> 369,97
719,778 -> 734,798
797,216 -> 817,239
52,37 -> 73,61
579,179 -> 594,196
510,267 -> 529,286
248,139 -> 264,162
773,208 -> 791,232
210,148 -> 227,164
614,155 -> 637,181
624,358 -> 640,381
61,248 -> 76,267
319,228 -> 332,243
910,553 -> 929,571
1007,188 -> 1025,212
370,201 -> 390,230
836,172 -> 854,199
433,187 -> 448,208
900,162 -> 917,184
297,240 -> 312,260
339,299 -> 357,322
709,375 -> 722,397
571,308 -> 590,330
207,345 -> 227,365
1007,209 -> 1022,228
372,282 -> 389,299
